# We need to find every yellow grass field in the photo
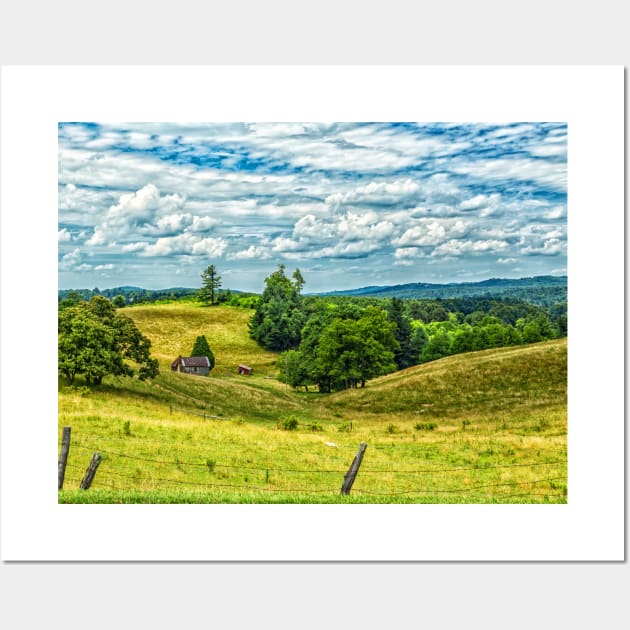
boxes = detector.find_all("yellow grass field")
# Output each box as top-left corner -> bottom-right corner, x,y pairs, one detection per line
58,303 -> 567,503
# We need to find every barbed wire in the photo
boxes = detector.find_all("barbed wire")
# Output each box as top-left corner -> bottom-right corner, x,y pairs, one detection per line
69,441 -> 565,476
63,463 -> 566,499
351,477 -> 565,496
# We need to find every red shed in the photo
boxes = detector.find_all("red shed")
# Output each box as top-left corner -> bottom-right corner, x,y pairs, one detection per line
237,364 -> 253,375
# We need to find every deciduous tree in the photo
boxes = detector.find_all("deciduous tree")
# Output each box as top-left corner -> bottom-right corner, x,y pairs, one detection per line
249,265 -> 306,351
58,296 -> 159,385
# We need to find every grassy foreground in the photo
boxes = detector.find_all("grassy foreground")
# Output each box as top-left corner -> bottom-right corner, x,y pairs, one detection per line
59,303 -> 567,503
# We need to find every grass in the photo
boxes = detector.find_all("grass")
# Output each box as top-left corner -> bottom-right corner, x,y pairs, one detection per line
59,302 -> 567,503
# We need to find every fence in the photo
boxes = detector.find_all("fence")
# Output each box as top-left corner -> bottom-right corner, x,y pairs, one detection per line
58,425 -> 567,501
169,403 -> 229,421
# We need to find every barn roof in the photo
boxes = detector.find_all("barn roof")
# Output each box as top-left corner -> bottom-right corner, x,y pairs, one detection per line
181,356 -> 211,368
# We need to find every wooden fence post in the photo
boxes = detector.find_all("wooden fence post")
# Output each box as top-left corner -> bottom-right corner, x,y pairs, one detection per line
58,426 -> 71,490
80,453 -> 102,490
341,442 -> 367,495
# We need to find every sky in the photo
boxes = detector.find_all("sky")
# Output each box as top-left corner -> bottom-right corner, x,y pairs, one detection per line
58,122 -> 567,293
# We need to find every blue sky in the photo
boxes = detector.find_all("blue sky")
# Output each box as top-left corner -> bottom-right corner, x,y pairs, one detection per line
58,122 -> 567,293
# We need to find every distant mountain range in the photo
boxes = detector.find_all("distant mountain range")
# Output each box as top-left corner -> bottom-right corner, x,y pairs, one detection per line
59,275 -> 567,307
311,275 -> 567,306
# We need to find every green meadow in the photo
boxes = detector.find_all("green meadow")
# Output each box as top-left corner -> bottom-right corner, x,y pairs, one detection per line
58,303 -> 567,503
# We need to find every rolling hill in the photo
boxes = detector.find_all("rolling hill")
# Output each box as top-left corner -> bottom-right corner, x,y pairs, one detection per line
58,302 -> 567,503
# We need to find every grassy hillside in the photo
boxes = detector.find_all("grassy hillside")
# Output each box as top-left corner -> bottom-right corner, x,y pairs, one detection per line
58,303 -> 567,503
123,303 -> 278,375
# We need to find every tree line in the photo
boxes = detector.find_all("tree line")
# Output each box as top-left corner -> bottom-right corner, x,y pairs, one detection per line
249,266 -> 567,393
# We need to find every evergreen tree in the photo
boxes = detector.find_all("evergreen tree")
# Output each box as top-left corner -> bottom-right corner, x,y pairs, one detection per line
190,335 -> 215,370
198,265 -> 222,305
388,297 -> 416,369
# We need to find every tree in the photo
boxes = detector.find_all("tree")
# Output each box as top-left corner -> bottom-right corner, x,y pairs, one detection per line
420,331 -> 453,363
191,335 -> 215,371
278,349 -> 311,391
312,307 -> 398,391
112,294 -> 126,308
58,296 -> 159,385
198,264 -> 222,305
388,297 -> 416,369
249,265 -> 306,351
410,324 -> 429,361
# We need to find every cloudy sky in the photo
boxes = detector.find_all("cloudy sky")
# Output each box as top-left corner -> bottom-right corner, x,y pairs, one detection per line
58,122 -> 567,293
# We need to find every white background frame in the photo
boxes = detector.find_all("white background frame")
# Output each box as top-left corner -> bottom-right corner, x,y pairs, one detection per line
1,65 -> 624,562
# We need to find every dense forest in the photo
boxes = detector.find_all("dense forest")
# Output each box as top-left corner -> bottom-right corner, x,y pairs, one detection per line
248,266 -> 567,393
317,275 -> 567,308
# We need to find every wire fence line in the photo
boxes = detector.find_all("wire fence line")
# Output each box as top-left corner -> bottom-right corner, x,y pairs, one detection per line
62,433 -> 567,501
70,441 -> 565,476
64,461 -> 565,499
351,476 -> 566,496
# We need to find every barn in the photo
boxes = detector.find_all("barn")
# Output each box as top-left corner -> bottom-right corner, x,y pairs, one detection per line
171,356 -> 211,376
237,364 -> 253,375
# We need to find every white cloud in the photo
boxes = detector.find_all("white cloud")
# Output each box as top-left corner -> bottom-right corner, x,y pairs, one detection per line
394,247 -> 421,259
228,245 -> 271,260
543,207 -> 566,220
59,248 -> 82,270
326,178 -> 422,211
520,238 -> 566,256
497,257 -> 517,264
460,193 -> 501,214
337,212 -> 394,242
432,239 -> 509,257
94,264 -> 114,271
106,184 -> 161,225
393,247 -> 425,265
393,219 -> 470,247
189,216 -> 219,232
154,212 -> 193,234
484,123 -> 536,140
249,123 -> 307,137
138,234 -> 227,258
58,228 -> 72,242
452,156 -> 566,190
297,240 -> 382,260
293,214 -> 336,241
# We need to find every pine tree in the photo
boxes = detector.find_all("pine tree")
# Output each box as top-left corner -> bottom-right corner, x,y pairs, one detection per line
198,265 -> 222,305
388,297 -> 416,369
190,335 -> 215,370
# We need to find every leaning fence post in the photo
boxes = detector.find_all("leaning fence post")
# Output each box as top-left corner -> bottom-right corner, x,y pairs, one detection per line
58,426 -> 71,490
80,453 -> 102,490
341,442 -> 367,495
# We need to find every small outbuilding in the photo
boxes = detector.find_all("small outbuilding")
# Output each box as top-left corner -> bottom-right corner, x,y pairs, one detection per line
171,355 -> 212,376
237,364 -> 253,376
